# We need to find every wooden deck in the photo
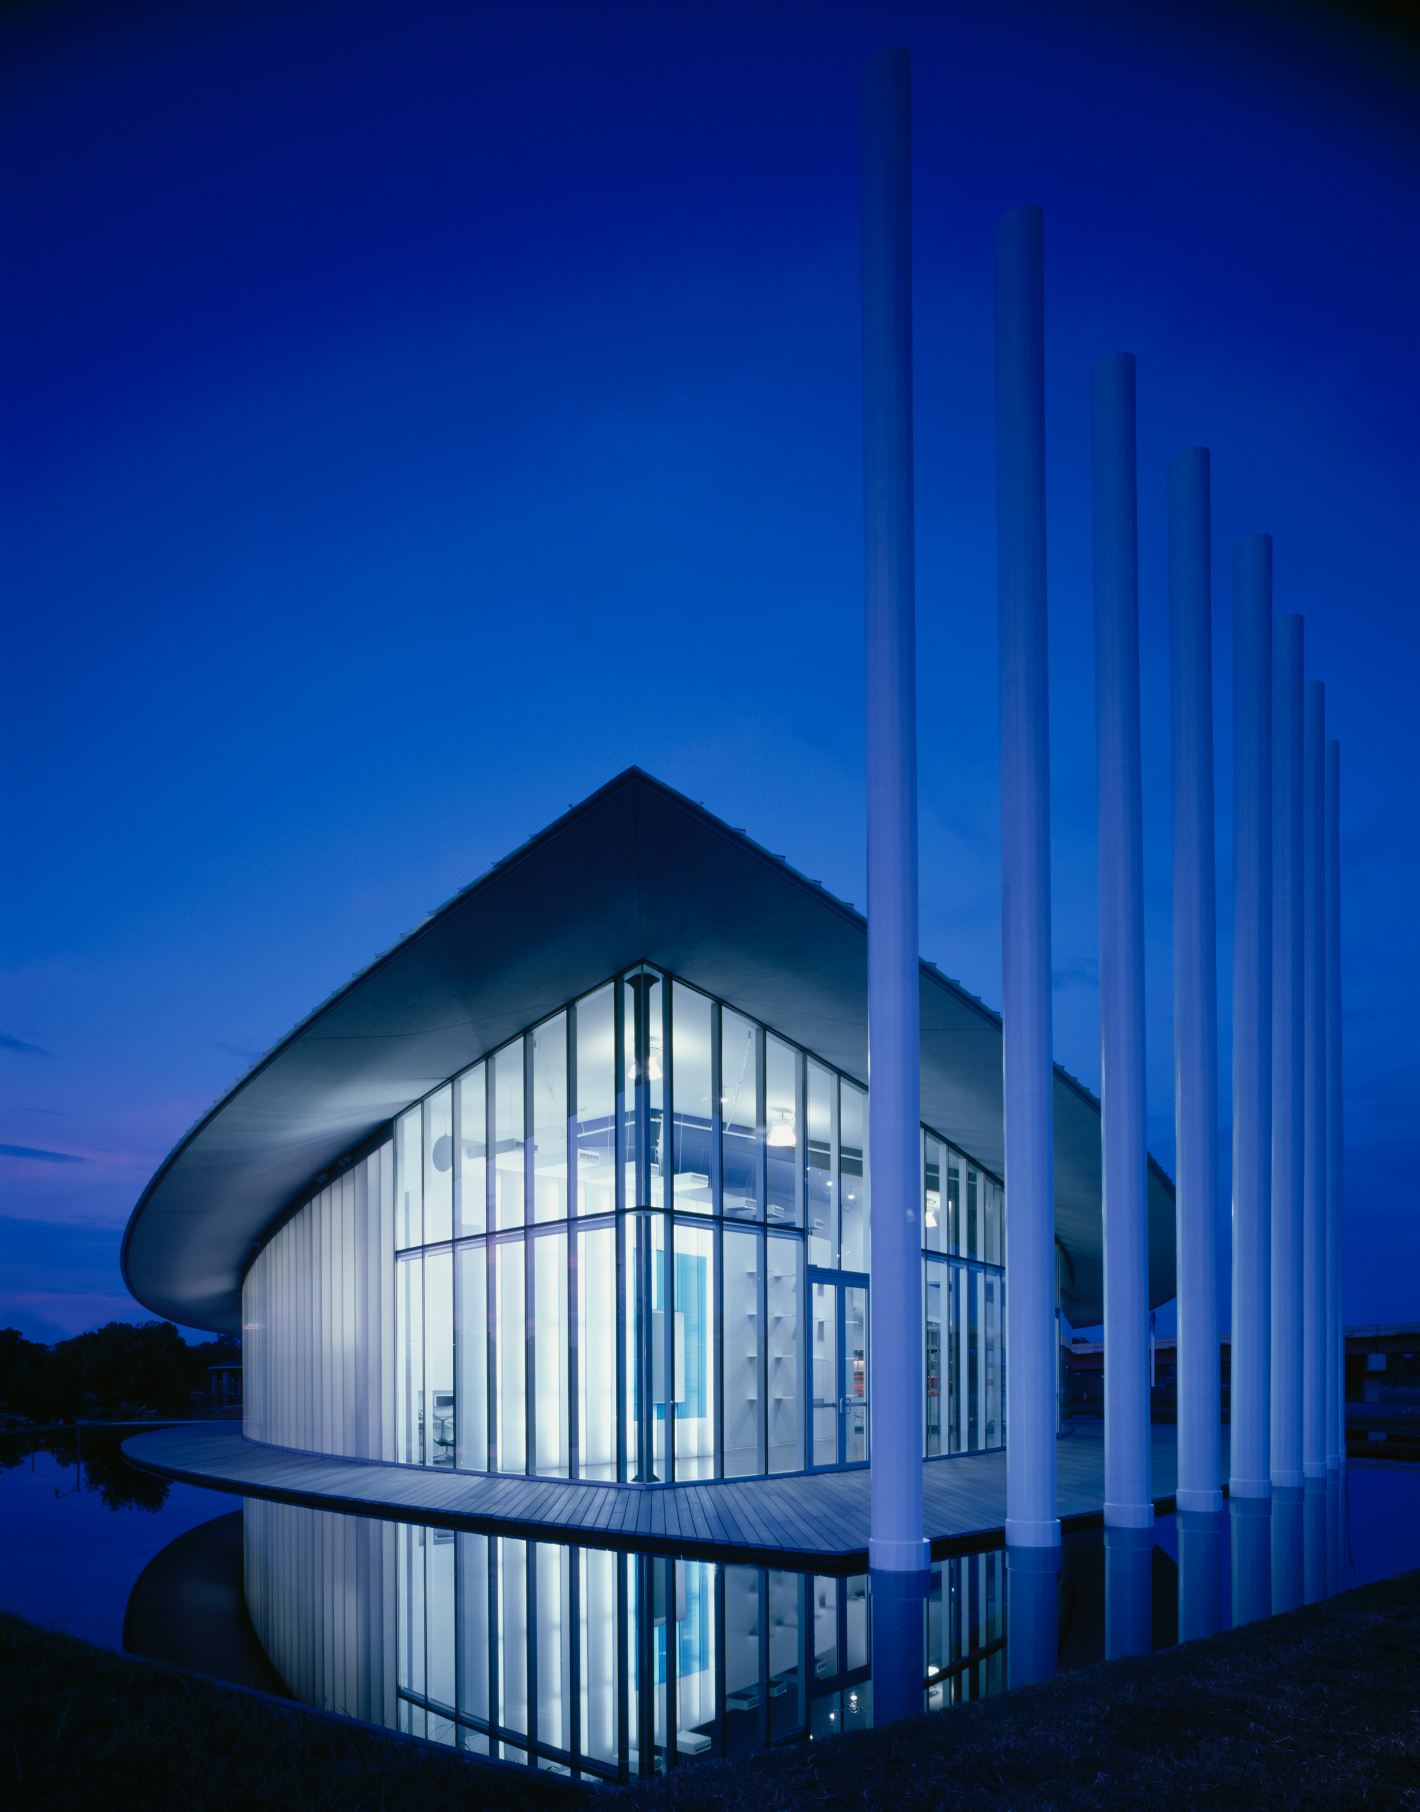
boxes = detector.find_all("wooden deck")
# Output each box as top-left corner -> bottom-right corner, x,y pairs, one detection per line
123,1423 -> 1227,1571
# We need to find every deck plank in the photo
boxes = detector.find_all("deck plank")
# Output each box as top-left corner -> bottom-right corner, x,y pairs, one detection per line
122,1423 -> 1222,1566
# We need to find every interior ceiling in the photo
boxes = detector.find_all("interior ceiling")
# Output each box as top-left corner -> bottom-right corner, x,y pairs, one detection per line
123,767 -> 1175,1334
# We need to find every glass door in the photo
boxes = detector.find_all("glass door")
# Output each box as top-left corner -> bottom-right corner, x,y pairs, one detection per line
808,1271 -> 869,1469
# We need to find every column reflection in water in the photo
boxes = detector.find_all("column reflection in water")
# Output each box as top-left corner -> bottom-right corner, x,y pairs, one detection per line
243,1501 -> 1044,1777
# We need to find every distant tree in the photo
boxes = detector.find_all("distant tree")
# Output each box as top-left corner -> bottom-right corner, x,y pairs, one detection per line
0,1328 -> 51,1417
35,1322 -> 191,1422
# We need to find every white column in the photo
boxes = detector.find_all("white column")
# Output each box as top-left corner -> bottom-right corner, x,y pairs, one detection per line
1324,739 -> 1344,1593
1169,446 -> 1223,1639
1270,613 -> 1305,1613
996,200 -> 1059,1687
860,43 -> 928,1724
1302,681 -> 1327,1600
1229,535 -> 1272,1625
1092,352 -> 1152,1657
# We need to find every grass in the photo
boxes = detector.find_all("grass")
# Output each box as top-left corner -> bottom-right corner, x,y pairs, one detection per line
4,1574 -> 1418,1811
633,1571 -> 1420,1812
0,1611 -> 591,1811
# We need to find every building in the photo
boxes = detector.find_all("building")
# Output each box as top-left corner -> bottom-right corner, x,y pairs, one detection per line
123,769 -> 1176,1494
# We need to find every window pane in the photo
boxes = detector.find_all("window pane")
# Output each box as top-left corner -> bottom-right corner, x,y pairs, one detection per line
577,1224 -> 616,1481
456,1064 -> 487,1237
531,1014 -> 568,1224
396,1252 -> 423,1465
646,974 -> 664,1209
673,1221 -> 714,1480
621,979 -> 637,1213
579,1547 -> 620,1767
984,1177 -> 1003,1267
839,1084 -> 869,1272
811,1280 -> 838,1467
533,1229 -> 568,1477
575,985 -> 615,1218
623,1215 -> 641,1481
984,1270 -> 1002,1448
536,1543 -> 571,1754
806,1061 -> 837,1265
428,1526 -> 456,1710
424,1086 -> 453,1245
845,1284 -> 868,1464
457,1531 -> 490,1721
671,983 -> 714,1215
724,1567 -> 761,1756
924,1134 -> 946,1255
425,1247 -> 454,1467
650,1214 -> 667,1479
494,1042 -> 525,1230
765,1036 -> 802,1227
767,1234 -> 803,1474
496,1538 -> 528,1740
396,1108 -> 422,1250
966,1167 -> 979,1257
675,1560 -> 717,1759
767,1571 -> 803,1739
968,1266 -> 981,1450
722,1228 -> 762,1479
925,1259 -> 943,1457
950,1261 -> 964,1452
947,1149 -> 961,1255
813,1577 -> 838,1680
721,1010 -> 761,1221
496,1239 -> 526,1473
457,1241 -> 488,1470
397,1523 -> 425,1693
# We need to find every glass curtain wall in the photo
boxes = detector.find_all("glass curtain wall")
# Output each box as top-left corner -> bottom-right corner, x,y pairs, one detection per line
387,966 -> 1005,1484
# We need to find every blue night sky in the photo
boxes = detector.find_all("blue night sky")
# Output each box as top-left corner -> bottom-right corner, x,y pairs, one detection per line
1,0 -> 1415,1344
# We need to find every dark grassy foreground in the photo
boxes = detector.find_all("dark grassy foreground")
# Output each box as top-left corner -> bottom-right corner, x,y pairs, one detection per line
0,1610 -> 584,1812
634,1570 -> 1420,1812
4,1574 -> 1419,1812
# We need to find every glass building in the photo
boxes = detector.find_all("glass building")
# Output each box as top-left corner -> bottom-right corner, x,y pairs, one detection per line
245,967 -> 1006,1489
127,771 -> 1175,1521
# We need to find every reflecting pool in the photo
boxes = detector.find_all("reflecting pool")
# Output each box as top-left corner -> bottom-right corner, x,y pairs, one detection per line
4,1425 -> 1418,1780
241,1496 -> 1009,1776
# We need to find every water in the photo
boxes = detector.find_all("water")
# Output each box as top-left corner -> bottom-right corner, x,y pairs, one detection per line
2,1426 -> 1417,1780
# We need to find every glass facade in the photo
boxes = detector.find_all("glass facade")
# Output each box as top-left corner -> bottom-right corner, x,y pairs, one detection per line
383,967 -> 1005,1482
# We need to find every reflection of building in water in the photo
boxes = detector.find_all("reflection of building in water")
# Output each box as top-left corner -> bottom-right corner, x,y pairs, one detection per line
241,1496 -> 1005,1777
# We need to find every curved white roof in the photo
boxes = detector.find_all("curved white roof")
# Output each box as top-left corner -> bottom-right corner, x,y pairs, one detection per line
122,768 -> 1175,1332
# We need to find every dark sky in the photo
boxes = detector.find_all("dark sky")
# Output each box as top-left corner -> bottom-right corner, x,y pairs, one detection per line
1,0 -> 1415,1343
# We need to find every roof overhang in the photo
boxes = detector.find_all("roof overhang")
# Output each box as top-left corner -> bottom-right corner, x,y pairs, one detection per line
122,768 -> 1175,1333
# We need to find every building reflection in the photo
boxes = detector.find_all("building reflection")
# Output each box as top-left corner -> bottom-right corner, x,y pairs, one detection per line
240,1499 -> 1008,1778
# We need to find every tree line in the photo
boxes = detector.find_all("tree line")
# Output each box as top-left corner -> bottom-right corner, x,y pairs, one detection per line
0,1321 -> 240,1424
